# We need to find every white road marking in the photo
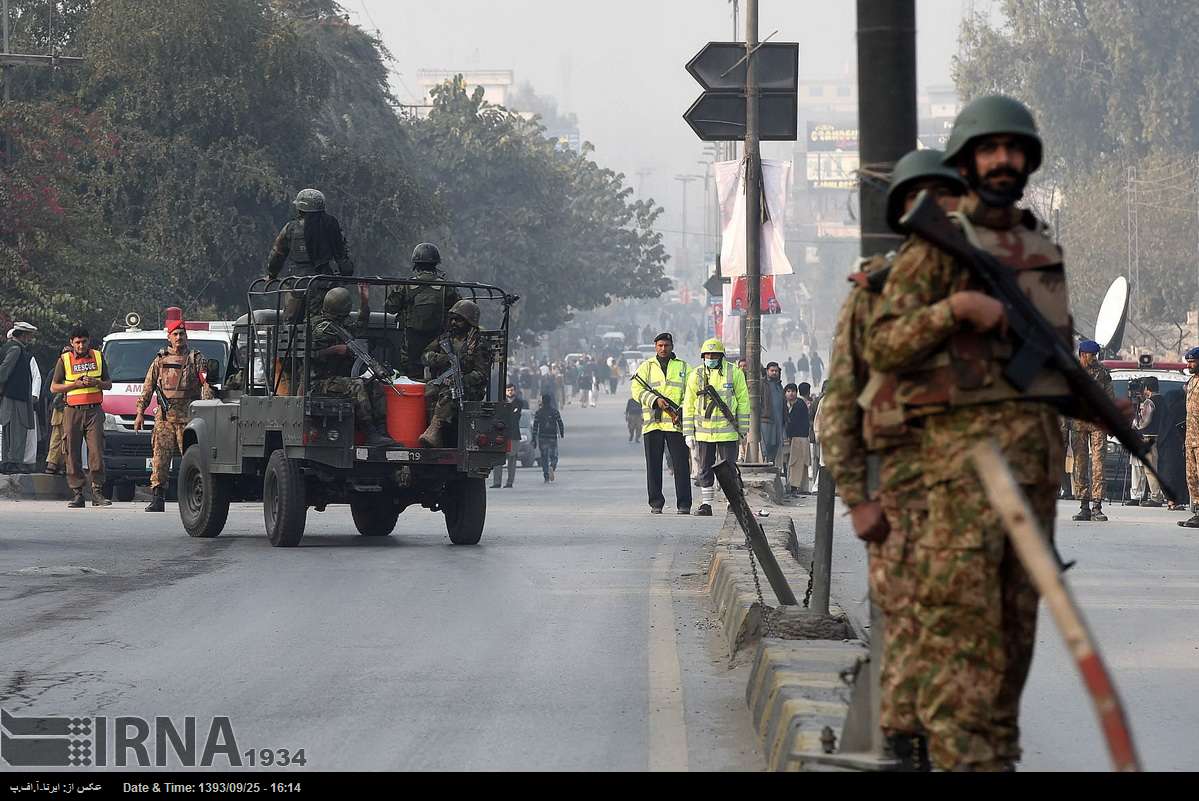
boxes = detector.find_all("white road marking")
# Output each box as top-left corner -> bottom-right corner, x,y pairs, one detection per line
647,549 -> 689,772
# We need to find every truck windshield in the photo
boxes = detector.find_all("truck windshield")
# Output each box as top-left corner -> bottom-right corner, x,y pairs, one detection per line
103,339 -> 228,383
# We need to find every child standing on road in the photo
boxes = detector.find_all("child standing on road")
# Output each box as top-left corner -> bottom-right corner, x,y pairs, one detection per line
531,394 -> 565,482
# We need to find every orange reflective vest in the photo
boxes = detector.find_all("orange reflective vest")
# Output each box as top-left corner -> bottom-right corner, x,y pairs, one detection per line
61,349 -> 104,406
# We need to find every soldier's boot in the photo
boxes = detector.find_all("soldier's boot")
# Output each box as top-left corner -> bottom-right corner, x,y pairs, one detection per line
67,491 -> 85,509
419,419 -> 444,449
1090,502 -> 1108,522
1178,505 -> 1199,528
885,733 -> 929,772
144,487 -> 165,512
91,489 -> 111,507
363,422 -> 398,449
1071,499 -> 1091,522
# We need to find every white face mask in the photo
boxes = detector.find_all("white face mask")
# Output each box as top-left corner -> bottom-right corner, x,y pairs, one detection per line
704,357 -> 721,369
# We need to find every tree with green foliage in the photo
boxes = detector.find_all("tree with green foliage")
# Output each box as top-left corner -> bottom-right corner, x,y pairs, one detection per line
955,1 -> 1199,335
412,77 -> 669,340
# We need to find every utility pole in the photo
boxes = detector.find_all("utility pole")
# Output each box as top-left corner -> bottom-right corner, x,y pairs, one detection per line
636,168 -> 654,197
676,174 -> 701,281
743,0 -> 762,461
822,0 -> 917,769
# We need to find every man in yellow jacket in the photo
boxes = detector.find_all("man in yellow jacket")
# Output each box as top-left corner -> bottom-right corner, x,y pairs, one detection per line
632,332 -> 691,514
683,338 -> 750,516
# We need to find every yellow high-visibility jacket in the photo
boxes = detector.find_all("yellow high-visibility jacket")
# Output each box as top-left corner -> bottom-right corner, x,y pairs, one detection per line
631,356 -> 689,434
683,361 -> 750,442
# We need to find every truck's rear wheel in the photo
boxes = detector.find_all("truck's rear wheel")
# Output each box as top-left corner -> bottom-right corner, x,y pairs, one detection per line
264,450 -> 307,547
350,494 -> 400,537
179,446 -> 230,538
443,477 -> 486,545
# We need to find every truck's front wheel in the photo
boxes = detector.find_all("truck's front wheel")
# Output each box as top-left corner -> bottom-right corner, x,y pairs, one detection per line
264,450 -> 307,547
350,494 -> 400,537
179,447 -> 230,538
443,477 -> 486,545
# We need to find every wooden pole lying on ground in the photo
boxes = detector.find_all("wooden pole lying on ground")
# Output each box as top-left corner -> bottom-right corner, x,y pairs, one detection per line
970,439 -> 1141,772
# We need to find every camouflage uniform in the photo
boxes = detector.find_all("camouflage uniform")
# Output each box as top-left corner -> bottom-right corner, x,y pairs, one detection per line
1069,361 -> 1113,501
137,347 -> 214,490
864,195 -> 1072,771
821,253 -> 925,737
309,312 -> 387,429
1185,374 -> 1199,503
422,329 -> 491,425
266,214 -> 353,320
385,271 -> 462,378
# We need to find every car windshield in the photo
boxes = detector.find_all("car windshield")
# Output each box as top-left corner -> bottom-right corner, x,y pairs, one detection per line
103,338 -> 229,383
1112,378 -> 1185,396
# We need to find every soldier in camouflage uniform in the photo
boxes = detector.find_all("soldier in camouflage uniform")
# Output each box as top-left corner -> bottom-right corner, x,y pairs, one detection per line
1069,340 -> 1113,521
309,286 -> 396,448
821,148 -> 966,770
418,300 -> 492,448
384,243 -> 463,379
862,96 -> 1114,771
136,317 -> 215,511
1180,347 -> 1199,527
266,188 -> 355,320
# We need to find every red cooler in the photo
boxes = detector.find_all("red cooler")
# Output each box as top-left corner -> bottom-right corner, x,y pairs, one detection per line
386,383 -> 427,447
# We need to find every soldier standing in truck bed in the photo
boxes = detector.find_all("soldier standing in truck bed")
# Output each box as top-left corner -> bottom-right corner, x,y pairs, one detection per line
385,243 -> 462,379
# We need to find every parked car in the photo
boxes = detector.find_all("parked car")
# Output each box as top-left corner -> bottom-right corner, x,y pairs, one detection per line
1098,358 -> 1188,502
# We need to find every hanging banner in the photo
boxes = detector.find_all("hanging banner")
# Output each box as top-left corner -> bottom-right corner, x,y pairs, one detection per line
714,159 -> 794,277
708,294 -> 724,341
725,276 -> 781,317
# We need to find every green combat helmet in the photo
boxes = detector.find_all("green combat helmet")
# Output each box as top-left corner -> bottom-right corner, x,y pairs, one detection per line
942,94 -> 1043,173
322,286 -> 352,317
886,149 -> 967,232
293,188 -> 326,213
448,299 -> 480,328
412,242 -> 442,270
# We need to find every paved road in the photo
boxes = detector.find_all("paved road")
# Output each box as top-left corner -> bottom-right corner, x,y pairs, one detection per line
824,489 -> 1199,771
0,391 -> 760,771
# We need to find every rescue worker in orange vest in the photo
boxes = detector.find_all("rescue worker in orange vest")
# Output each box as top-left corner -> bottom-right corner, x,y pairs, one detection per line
135,310 -> 215,512
49,326 -> 113,508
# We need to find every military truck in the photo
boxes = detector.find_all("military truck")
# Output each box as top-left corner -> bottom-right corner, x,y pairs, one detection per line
177,275 -> 517,547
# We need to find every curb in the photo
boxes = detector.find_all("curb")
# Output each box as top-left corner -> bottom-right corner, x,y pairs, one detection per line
746,638 -> 866,771
703,490 -> 866,773
706,505 -> 851,657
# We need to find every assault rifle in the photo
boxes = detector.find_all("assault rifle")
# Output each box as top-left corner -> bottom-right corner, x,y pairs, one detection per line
900,190 -> 1178,502
632,374 -> 683,427
323,319 -> 403,398
427,334 -> 465,404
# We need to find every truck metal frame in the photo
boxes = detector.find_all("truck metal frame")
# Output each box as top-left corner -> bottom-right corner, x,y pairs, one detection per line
177,274 -> 517,547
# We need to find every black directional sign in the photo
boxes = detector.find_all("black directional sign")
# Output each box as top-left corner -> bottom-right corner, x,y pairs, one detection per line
684,41 -> 799,142
704,274 -> 730,298
686,42 -> 799,92
684,91 -> 798,141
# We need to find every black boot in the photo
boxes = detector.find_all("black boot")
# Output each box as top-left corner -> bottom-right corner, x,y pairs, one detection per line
1179,507 -> 1199,528
68,492 -> 85,509
885,733 -> 930,772
364,422 -> 398,448
1071,499 -> 1091,522
1090,502 -> 1107,522
144,487 -> 165,512
92,489 -> 111,507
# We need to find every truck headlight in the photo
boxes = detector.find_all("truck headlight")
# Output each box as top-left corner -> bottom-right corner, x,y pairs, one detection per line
104,413 -> 122,431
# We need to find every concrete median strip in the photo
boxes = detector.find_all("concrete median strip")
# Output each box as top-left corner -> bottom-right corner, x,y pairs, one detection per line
704,495 -> 866,771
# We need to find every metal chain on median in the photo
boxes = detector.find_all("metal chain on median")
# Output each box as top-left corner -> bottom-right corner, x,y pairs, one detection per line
803,559 -> 815,609
744,529 -> 778,639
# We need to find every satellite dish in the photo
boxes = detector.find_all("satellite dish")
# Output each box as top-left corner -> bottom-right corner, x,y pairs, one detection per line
1094,276 -> 1130,354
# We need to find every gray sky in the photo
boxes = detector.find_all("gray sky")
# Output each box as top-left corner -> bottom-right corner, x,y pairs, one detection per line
353,0 -> 978,233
